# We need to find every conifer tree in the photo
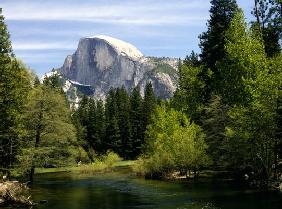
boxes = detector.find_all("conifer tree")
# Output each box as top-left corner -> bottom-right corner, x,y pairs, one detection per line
116,87 -> 132,159
252,0 -> 281,57
183,51 -> 200,67
130,86 -> 143,158
201,94 -> 230,167
0,9 -> 31,172
94,99 -> 106,154
142,83 -> 156,139
105,88 -> 121,153
199,0 -> 238,99
86,99 -> 97,150
199,0 -> 239,69
19,82 -> 76,181
73,95 -> 95,161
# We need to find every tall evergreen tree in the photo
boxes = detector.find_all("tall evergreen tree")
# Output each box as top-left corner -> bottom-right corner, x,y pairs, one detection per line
252,0 -> 281,57
19,83 -> 77,181
201,94 -> 230,167
73,95 -> 95,161
105,88 -> 121,153
183,51 -> 200,67
86,99 -> 97,150
0,9 -> 31,172
94,99 -> 106,154
130,86 -> 143,158
199,0 -> 238,99
142,83 -> 156,138
199,0 -> 239,69
116,87 -> 132,159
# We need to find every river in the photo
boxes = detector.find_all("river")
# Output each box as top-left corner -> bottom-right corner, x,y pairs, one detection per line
1,169 -> 282,209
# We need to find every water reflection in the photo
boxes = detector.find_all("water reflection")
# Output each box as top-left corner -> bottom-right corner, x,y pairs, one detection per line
1,171 -> 281,209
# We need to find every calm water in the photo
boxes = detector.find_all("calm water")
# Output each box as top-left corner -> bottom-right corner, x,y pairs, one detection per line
1,170 -> 282,209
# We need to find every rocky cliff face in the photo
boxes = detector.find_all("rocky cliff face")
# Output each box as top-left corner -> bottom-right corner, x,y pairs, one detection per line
52,35 -> 178,105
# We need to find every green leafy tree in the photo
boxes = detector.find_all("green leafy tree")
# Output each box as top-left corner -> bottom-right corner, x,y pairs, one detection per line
19,83 -> 77,181
173,64 -> 206,122
217,9 -> 266,105
138,105 -> 210,179
0,10 -> 32,173
218,10 -> 281,185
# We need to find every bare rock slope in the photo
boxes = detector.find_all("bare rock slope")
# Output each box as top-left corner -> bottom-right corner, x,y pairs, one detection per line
51,35 -> 179,105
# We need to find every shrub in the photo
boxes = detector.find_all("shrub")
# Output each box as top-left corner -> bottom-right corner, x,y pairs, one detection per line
134,105 -> 210,179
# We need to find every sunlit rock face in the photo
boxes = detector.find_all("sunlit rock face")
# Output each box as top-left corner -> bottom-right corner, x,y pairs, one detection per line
53,35 -> 179,105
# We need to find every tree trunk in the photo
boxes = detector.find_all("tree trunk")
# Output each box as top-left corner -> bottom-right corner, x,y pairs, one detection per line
29,100 -> 43,183
254,0 -> 263,33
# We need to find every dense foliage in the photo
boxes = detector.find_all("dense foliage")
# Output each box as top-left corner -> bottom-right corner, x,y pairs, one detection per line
0,0 -> 281,189
134,105 -> 210,179
174,4 -> 281,186
0,10 -> 32,174
74,84 -> 157,160
18,80 -> 78,181
0,9 -> 82,180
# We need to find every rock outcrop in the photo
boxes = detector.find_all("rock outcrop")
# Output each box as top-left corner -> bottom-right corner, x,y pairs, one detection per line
0,181 -> 32,206
48,35 -> 179,105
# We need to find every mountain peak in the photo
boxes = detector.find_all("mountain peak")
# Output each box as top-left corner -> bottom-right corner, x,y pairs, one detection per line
86,35 -> 144,60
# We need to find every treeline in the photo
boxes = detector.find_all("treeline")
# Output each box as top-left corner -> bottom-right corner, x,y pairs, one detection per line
73,84 -> 157,160
0,0 -> 281,188
136,0 -> 281,187
0,9 -> 79,181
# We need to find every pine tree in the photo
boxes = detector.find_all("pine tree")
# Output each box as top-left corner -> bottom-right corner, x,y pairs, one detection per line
201,94 -> 230,167
95,99 -> 105,154
199,0 -> 239,69
252,0 -> 281,57
130,86 -> 143,158
0,9 -> 31,172
116,87 -> 132,159
183,51 -> 200,67
73,95 -> 95,161
105,88 -> 121,153
142,83 -> 156,139
86,99 -> 97,150
19,83 -> 77,181
199,0 -> 238,99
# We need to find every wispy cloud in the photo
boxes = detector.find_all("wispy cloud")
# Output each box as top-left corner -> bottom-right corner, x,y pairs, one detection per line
12,42 -> 76,50
2,0 -> 209,26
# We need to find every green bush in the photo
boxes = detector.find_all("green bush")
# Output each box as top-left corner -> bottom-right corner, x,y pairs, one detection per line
78,151 -> 122,174
134,105 -> 210,179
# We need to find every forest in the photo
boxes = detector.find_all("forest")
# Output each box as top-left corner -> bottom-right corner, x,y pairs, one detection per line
0,0 -> 281,193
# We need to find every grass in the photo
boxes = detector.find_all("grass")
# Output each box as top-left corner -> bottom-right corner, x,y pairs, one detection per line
35,161 -> 136,174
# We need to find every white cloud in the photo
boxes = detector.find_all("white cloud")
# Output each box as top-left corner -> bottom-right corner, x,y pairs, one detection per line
2,0 -> 209,26
12,42 -> 76,50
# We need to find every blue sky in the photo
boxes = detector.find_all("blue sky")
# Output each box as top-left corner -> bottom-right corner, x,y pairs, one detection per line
1,0 -> 254,76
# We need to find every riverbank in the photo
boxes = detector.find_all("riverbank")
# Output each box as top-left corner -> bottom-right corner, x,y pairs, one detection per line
35,160 -> 136,174
35,160 -> 282,192
0,181 -> 33,206
30,167 -> 282,209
